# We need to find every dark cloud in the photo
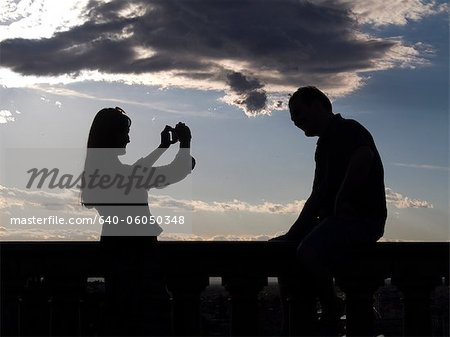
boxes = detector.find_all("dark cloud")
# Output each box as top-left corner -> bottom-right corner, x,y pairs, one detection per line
226,72 -> 263,94
240,90 -> 267,113
226,71 -> 267,113
1,0 -> 418,114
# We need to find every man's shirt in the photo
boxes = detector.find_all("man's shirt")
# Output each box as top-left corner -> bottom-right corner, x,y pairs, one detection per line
313,114 -> 387,223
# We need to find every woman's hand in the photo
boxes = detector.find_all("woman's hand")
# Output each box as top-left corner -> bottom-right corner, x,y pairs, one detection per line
159,125 -> 178,148
175,122 -> 192,147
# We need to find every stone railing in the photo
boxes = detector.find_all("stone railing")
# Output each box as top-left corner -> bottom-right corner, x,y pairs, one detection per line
1,241 -> 448,336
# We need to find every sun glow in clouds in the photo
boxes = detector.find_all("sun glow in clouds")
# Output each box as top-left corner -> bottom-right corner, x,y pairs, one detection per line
1,0 -> 446,116
0,0 -> 90,41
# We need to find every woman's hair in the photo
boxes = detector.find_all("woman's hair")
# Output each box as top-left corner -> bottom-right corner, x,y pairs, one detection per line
87,107 -> 131,148
81,107 -> 131,207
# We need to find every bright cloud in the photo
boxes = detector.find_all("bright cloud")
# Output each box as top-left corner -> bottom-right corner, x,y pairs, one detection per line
0,109 -> 15,124
0,0 -> 90,40
0,226 -> 429,242
385,188 -> 434,209
149,195 -> 306,215
0,226 -> 100,241
0,185 -> 96,216
393,162 -> 450,171
0,184 -> 436,241
0,184 -> 434,219
0,0 -> 445,116
340,0 -> 448,26
0,185 -> 306,215
159,232 -> 275,242
0,226 -> 280,241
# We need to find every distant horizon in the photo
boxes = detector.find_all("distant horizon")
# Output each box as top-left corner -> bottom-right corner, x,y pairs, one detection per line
0,229 -> 447,242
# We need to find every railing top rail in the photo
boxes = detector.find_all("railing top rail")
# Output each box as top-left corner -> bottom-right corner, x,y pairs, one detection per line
1,241 -> 448,276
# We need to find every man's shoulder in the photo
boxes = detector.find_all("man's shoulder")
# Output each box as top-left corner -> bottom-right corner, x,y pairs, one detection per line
339,115 -> 364,129
338,116 -> 372,136
332,115 -> 376,150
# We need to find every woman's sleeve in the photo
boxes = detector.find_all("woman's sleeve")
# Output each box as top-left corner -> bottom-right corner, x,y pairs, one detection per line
138,148 -> 195,190
135,147 -> 167,169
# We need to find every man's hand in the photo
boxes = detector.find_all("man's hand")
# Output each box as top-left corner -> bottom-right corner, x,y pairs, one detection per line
269,217 -> 319,242
175,122 -> 192,147
269,233 -> 299,242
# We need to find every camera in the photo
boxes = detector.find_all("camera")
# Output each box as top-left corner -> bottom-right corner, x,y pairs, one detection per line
168,126 -> 179,144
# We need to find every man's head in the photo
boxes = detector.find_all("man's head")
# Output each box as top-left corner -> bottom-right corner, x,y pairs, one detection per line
289,86 -> 333,137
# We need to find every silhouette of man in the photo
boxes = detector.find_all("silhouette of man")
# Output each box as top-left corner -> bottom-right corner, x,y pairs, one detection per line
271,86 -> 387,334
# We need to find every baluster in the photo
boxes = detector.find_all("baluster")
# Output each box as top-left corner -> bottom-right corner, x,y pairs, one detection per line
17,297 -> 22,336
16,276 -> 52,336
1,288 -> 22,336
46,273 -> 85,336
1,255 -> 23,336
48,297 -> 53,336
277,274 -> 318,336
166,275 -> 209,336
336,245 -> 384,337
223,274 -> 267,336
393,275 -> 439,336
78,298 -> 84,336
341,280 -> 380,336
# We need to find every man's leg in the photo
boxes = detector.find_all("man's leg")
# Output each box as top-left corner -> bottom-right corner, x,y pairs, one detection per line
296,216 -> 383,334
277,219 -> 321,335
279,274 -> 319,336
295,217 -> 350,333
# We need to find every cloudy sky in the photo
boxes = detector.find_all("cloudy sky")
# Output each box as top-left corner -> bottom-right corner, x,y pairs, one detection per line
0,0 -> 448,241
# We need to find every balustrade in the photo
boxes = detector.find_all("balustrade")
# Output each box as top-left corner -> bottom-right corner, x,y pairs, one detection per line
1,242 -> 448,336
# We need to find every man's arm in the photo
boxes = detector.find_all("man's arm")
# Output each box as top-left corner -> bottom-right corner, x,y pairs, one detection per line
286,192 -> 321,237
334,146 -> 374,216
270,191 -> 321,241
270,153 -> 323,241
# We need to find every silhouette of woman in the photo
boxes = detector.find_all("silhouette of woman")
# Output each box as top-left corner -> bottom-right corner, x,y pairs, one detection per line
81,106 -> 195,238
81,107 -> 195,335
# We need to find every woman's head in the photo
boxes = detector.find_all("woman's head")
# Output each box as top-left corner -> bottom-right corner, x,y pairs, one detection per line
82,107 -> 131,207
87,107 -> 131,150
